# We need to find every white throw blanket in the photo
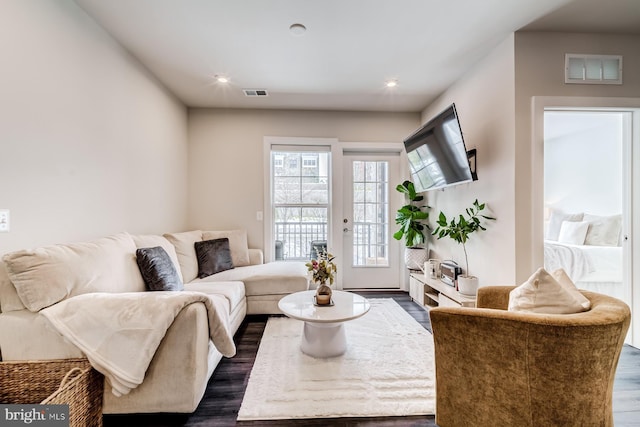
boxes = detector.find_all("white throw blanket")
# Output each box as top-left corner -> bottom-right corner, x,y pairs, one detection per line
41,291 -> 236,396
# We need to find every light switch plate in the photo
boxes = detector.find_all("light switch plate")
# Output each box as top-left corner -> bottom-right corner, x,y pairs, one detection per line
0,210 -> 9,232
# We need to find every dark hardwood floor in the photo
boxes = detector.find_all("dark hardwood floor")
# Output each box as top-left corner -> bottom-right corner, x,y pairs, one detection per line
104,292 -> 640,427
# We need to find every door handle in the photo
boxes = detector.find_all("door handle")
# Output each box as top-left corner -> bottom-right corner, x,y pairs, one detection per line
343,227 -> 350,233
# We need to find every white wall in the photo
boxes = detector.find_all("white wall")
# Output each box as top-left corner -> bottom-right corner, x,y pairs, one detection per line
187,109 -> 419,249
420,35 -> 517,286
514,32 -> 640,282
544,111 -> 624,216
0,0 -> 189,254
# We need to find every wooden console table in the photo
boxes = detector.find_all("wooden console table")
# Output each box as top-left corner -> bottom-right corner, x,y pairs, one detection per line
409,272 -> 476,309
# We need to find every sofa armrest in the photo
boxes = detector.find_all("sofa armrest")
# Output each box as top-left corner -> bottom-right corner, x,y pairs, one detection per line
103,302 -> 212,413
476,285 -> 514,310
248,249 -> 263,265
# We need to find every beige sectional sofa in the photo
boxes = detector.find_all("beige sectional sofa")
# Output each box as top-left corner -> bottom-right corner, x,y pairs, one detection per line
0,230 -> 309,414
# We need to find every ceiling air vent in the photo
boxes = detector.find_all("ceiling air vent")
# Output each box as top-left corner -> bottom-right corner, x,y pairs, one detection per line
243,89 -> 269,97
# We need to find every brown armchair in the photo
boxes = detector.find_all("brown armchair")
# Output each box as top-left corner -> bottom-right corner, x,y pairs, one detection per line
429,286 -> 631,427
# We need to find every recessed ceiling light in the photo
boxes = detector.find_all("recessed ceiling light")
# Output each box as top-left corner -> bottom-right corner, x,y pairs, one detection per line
385,79 -> 398,88
289,23 -> 307,36
215,75 -> 229,83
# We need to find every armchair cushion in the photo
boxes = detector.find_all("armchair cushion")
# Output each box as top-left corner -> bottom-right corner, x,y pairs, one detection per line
508,267 -> 590,314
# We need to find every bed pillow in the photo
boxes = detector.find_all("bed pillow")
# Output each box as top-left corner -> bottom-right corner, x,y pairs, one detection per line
557,221 -> 589,245
136,246 -> 184,291
583,214 -> 622,247
546,209 -> 583,241
195,238 -> 235,279
202,230 -> 250,267
508,267 -> 590,314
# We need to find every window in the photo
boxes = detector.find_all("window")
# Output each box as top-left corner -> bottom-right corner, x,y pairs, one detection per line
302,155 -> 317,168
272,150 -> 330,260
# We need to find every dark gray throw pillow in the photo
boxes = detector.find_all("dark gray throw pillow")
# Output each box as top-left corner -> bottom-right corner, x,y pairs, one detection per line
136,246 -> 184,291
195,238 -> 234,279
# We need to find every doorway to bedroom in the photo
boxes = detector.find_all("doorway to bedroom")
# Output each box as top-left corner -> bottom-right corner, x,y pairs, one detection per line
543,109 -> 632,320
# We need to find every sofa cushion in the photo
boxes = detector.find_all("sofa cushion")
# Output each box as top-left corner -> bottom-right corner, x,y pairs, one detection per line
163,230 -> 202,284
0,261 -> 26,313
202,230 -> 250,267
192,261 -> 309,296
508,267 -> 590,314
132,234 -> 183,279
195,238 -> 234,278
183,281 -> 245,314
248,249 -> 264,265
0,309 -> 85,360
136,247 -> 184,291
2,233 -> 145,312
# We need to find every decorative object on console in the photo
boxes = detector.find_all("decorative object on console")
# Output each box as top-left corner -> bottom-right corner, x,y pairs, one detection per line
427,258 -> 441,279
305,250 -> 336,305
393,180 -> 430,270
432,199 -> 496,296
440,261 -> 461,287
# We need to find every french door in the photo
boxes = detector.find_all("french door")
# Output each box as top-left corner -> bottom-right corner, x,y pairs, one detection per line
341,153 -> 402,289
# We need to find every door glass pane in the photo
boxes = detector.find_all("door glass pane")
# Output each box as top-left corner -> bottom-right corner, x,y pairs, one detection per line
352,161 -> 389,267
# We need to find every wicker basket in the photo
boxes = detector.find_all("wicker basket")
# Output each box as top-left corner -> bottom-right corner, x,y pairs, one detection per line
0,358 -> 103,427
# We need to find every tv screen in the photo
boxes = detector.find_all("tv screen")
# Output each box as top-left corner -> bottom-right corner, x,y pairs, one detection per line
403,103 -> 473,192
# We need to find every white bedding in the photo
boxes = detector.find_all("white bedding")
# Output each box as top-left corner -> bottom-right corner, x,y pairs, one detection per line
544,240 -> 623,298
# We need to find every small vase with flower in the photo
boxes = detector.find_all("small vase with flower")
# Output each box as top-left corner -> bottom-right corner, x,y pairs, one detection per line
305,251 -> 337,305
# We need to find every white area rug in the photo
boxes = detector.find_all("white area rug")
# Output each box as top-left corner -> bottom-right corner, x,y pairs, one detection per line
237,298 -> 435,420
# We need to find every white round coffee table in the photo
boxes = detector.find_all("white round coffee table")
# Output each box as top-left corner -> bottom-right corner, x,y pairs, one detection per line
278,290 -> 370,358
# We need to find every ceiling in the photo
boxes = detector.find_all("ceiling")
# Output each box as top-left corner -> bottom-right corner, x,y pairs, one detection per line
75,0 -> 640,113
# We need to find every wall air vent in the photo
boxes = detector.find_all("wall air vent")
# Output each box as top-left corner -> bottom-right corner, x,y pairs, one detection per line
243,89 -> 269,97
565,54 -> 622,85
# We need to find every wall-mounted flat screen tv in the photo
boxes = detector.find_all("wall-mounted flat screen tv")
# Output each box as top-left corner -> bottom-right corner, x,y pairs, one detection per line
404,103 -> 474,193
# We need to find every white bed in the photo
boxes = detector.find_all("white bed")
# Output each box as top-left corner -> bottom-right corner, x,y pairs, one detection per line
544,240 -> 623,300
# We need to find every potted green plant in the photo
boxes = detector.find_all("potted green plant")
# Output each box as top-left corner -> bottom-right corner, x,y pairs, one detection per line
432,199 -> 496,296
393,180 -> 430,270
